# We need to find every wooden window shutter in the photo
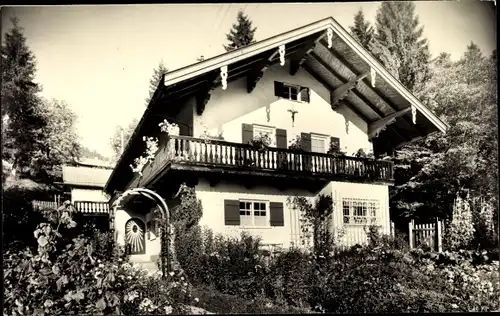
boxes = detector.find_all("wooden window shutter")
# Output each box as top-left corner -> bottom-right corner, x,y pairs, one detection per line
300,87 -> 310,103
330,137 -> 340,152
270,202 -> 284,226
274,81 -> 284,98
275,128 -> 287,148
224,200 -> 240,226
300,132 -> 312,152
242,123 -> 254,144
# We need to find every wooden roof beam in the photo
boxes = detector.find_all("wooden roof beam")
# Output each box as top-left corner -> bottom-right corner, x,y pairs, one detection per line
196,72 -> 220,115
246,48 -> 280,93
302,63 -> 371,124
290,30 -> 328,76
308,52 -> 409,143
368,107 -> 411,140
322,40 -> 427,137
331,71 -> 369,106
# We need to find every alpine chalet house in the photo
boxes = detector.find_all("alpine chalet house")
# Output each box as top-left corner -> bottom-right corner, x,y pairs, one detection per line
105,17 -> 447,264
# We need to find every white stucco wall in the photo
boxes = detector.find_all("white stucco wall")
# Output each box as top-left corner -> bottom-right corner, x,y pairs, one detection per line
323,181 -> 390,247
71,188 -> 110,203
196,179 -> 316,248
192,61 -> 372,155
195,179 -> 389,249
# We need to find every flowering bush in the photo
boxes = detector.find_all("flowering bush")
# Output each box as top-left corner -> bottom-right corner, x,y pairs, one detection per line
130,136 -> 159,176
159,119 -> 180,136
444,192 -> 475,251
3,202 -> 197,316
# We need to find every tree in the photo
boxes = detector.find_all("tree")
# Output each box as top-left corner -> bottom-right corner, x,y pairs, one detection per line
1,17 -> 46,177
145,61 -> 168,106
370,2 -> 432,94
223,10 -> 257,52
349,9 -> 374,51
33,98 -> 81,182
109,118 -> 139,162
389,44 -> 498,247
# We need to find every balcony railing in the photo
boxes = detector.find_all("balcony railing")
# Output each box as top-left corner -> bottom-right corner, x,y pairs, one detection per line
73,201 -> 110,215
32,200 -> 110,215
130,135 -> 394,188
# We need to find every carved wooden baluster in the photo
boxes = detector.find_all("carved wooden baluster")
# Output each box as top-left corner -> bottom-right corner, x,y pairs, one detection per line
193,140 -> 198,162
203,142 -> 208,163
213,144 -> 218,163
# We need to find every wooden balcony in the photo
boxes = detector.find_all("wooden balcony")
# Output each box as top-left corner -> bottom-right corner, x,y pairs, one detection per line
127,135 -> 394,190
32,200 -> 110,215
73,201 -> 110,215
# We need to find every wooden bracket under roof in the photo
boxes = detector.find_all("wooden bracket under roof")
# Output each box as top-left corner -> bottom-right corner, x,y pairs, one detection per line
368,107 -> 411,140
246,48 -> 280,93
196,72 -> 220,115
289,30 -> 328,76
330,71 -> 369,107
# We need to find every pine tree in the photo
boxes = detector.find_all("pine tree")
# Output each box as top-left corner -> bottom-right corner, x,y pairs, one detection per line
349,9 -> 374,51
223,10 -> 257,52
370,2 -> 432,94
1,17 -> 46,177
145,61 -> 168,106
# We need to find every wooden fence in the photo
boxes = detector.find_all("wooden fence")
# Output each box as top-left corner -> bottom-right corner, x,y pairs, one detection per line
409,219 -> 443,252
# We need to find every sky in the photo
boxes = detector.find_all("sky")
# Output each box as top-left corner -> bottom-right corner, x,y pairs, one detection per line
1,2 -> 496,159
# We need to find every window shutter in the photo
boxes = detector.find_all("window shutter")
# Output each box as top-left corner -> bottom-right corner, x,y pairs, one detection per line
275,128 -> 287,148
300,87 -> 310,103
274,81 -> 284,98
270,202 -> 284,226
242,123 -> 254,144
330,137 -> 340,152
301,133 -> 312,152
224,200 -> 240,226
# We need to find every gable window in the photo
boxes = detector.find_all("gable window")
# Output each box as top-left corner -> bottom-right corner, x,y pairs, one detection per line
239,200 -> 269,227
253,124 -> 276,147
342,198 -> 379,225
311,134 -> 329,153
274,81 -> 310,103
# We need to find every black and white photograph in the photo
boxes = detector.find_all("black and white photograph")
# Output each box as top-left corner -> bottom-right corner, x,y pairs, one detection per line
1,1 -> 498,314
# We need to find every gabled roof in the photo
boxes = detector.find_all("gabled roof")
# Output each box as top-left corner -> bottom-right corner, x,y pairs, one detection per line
62,165 -> 112,188
105,17 -> 447,195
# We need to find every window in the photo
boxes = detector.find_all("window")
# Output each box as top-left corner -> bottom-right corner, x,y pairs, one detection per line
253,124 -> 276,147
283,85 -> 299,100
311,134 -> 328,153
342,198 -> 379,225
274,81 -> 310,103
239,200 -> 269,227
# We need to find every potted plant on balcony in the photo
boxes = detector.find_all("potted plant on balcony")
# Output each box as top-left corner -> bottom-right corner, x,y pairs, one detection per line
327,142 -> 346,175
250,133 -> 272,152
245,133 -> 272,168
352,148 -> 376,178
288,135 -> 306,171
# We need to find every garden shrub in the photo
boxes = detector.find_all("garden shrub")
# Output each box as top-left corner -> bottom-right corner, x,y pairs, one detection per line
264,248 -> 313,308
3,202 -> 197,316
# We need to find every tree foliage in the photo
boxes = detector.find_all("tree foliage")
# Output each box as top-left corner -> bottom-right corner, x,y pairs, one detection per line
145,61 -> 168,106
2,17 -> 81,183
370,1 -> 432,94
349,9 -> 374,51
109,118 -> 139,162
223,10 -> 257,52
389,43 -> 498,247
